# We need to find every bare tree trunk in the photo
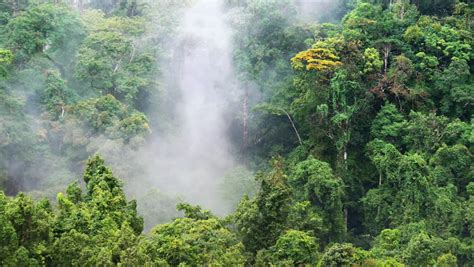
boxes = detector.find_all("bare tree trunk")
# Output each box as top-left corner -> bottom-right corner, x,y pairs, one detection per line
383,45 -> 390,74
282,109 -> 302,146
343,144 -> 348,162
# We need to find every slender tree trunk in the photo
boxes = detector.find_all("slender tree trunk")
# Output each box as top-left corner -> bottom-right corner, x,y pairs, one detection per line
400,3 -> 405,20
343,144 -> 347,162
383,47 -> 390,74
282,109 -> 302,146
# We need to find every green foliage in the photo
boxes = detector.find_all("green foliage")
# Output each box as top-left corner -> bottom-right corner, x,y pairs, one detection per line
143,217 -> 245,266
431,144 -> 472,192
69,94 -> 150,141
0,191 -> 53,265
318,243 -> 364,266
466,183 -> 474,237
433,59 -> 473,118
234,158 -> 292,253
270,229 -> 318,265
176,202 -> 214,221
287,200 -> 327,241
52,155 -> 144,264
290,156 -> 346,243
76,10 -> 154,104
364,47 -> 383,73
86,0 -> 145,17
371,102 -> 405,146
0,48 -> 13,77
402,232 -> 436,266
6,3 -> 84,63
371,228 -> 402,259
41,70 -> 76,118
436,253 -> 458,267
0,0 -> 472,265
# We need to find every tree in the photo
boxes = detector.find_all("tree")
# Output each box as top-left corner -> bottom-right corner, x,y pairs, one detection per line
68,94 -> 150,142
142,216 -> 245,266
402,232 -> 436,266
371,228 -> 402,258
0,192 -> 53,265
51,155 -> 144,264
402,111 -> 449,154
364,139 -> 435,229
430,144 -> 472,193
318,243 -> 366,267
6,3 -> 84,64
289,156 -> 346,243
466,183 -> 474,237
370,102 -> 406,147
0,49 -> 13,77
0,192 -> 19,263
270,230 -> 318,265
433,59 -> 473,119
436,253 -> 458,267
291,47 -> 342,72
363,47 -> 383,74
76,10 -> 154,104
404,16 -> 472,64
41,70 -> 77,119
234,158 -> 292,253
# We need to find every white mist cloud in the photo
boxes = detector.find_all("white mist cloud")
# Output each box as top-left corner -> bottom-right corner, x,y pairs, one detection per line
141,0 -> 240,214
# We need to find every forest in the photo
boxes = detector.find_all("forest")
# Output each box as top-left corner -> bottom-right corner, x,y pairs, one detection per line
0,0 -> 472,266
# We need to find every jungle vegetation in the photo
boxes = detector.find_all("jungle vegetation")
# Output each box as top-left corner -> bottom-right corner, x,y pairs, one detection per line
0,0 -> 473,266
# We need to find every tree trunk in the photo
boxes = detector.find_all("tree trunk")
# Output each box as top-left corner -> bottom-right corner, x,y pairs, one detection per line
282,108 -> 302,146
383,45 -> 390,74
343,144 -> 348,162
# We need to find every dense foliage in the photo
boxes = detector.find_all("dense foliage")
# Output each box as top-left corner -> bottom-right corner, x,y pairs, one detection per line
0,0 -> 472,266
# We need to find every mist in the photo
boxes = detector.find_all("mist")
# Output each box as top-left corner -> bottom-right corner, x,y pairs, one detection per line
137,0 -> 242,215
294,0 -> 349,23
